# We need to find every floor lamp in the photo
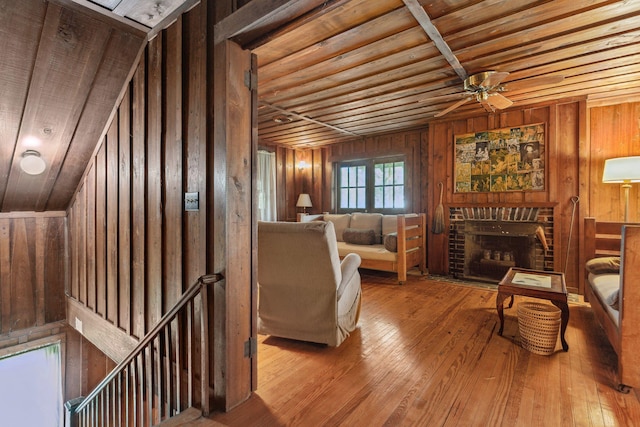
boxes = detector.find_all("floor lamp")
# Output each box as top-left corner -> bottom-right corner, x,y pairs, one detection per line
602,156 -> 640,222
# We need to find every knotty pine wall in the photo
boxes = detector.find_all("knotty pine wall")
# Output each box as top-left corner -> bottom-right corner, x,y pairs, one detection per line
66,5 -> 208,362
284,99 -> 640,294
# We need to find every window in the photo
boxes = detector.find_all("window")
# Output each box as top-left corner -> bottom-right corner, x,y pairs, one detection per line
0,342 -> 63,427
337,157 -> 406,213
257,150 -> 277,221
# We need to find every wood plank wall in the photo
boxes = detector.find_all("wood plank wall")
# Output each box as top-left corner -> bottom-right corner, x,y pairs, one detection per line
66,4 -> 208,362
273,131 -> 425,221
587,101 -> 640,222
427,102 -> 583,289
0,212 -> 66,333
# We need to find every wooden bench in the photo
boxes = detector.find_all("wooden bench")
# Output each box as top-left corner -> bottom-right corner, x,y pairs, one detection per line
584,217 -> 640,392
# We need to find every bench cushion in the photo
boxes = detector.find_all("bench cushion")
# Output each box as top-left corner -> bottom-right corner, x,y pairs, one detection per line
588,272 -> 620,326
336,242 -> 397,262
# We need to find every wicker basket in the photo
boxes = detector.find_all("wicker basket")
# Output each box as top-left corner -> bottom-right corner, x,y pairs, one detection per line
517,302 -> 561,355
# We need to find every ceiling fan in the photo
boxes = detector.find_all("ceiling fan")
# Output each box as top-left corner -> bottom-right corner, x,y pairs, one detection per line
400,0 -> 565,118
434,71 -> 565,118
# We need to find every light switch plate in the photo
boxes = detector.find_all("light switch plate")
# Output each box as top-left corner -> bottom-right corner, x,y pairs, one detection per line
185,192 -> 199,211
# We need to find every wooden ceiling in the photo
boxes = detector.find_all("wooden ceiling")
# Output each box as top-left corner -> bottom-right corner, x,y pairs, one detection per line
4,0 -> 640,212
254,0 -> 640,148
0,0 -> 193,212
68,0 -> 200,35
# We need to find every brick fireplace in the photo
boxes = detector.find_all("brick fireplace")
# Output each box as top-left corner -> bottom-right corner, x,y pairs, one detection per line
448,207 -> 554,282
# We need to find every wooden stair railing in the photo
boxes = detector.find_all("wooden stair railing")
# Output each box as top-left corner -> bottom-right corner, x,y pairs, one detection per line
74,273 -> 223,426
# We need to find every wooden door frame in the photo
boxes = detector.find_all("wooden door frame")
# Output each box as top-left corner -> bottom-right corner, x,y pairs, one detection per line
210,0 -> 328,411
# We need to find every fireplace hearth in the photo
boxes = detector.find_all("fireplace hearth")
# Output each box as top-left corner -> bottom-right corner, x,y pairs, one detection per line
463,220 -> 542,281
448,207 -> 553,283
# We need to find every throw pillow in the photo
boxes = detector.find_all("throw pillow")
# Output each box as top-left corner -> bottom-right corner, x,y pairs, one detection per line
585,256 -> 620,275
384,232 -> 398,252
351,213 -> 383,243
343,228 -> 377,245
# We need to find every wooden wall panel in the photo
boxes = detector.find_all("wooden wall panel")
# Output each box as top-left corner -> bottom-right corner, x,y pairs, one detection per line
183,4 -> 207,290
85,164 -> 96,311
588,101 -> 640,222
95,143 -> 107,317
424,102 -> 581,279
281,130 -> 426,216
118,88 -> 131,334
131,62 -> 146,340
164,19 -> 184,310
0,212 -> 66,333
146,35 -> 163,331
106,120 -> 119,325
65,2 -> 211,365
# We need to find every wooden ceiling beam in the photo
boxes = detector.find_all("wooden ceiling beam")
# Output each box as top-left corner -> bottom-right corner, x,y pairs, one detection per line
213,0 -> 329,45
401,0 -> 467,81
260,102 -> 362,138
56,0 -> 148,36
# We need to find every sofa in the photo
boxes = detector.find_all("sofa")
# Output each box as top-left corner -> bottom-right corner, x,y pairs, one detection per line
303,212 -> 427,284
257,220 -> 362,347
584,217 -> 640,392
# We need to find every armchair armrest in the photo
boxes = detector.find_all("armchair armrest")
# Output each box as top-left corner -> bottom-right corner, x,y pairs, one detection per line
338,253 -> 361,299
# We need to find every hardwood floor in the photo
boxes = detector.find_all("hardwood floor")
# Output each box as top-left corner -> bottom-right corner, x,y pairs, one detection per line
197,270 -> 640,426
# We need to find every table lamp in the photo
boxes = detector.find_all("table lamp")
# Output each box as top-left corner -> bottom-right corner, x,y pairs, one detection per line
602,156 -> 640,222
296,193 -> 312,213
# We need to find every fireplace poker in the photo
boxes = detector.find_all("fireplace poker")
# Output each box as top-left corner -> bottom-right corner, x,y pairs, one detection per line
564,196 -> 580,274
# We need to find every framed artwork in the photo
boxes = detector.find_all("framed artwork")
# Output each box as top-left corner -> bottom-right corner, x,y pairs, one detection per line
454,123 -> 545,193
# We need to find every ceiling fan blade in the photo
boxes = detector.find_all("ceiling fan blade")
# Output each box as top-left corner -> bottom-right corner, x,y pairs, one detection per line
434,96 -> 473,117
480,71 -> 510,88
487,92 -> 513,109
480,100 -> 495,113
503,75 -> 564,91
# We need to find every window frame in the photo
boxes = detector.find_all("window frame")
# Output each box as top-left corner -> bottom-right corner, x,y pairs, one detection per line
336,156 -> 408,214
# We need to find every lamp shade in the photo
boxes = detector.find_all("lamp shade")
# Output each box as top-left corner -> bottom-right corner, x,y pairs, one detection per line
602,156 -> 640,183
296,193 -> 312,208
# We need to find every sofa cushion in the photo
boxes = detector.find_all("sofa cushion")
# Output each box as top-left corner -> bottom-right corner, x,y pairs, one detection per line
383,232 -> 398,252
350,213 -> 383,243
586,256 -> 620,275
324,214 -> 351,242
382,215 -> 397,235
343,228 -> 377,245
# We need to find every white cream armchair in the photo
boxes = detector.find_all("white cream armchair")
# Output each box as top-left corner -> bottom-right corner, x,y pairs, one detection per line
258,220 -> 362,346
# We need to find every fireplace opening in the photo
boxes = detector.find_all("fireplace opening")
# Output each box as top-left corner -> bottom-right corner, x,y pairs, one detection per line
462,220 -> 544,282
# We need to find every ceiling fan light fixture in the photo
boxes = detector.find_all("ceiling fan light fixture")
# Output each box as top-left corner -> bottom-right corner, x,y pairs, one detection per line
20,150 -> 46,175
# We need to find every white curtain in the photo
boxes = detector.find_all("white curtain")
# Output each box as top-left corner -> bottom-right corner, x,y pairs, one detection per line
257,150 -> 277,221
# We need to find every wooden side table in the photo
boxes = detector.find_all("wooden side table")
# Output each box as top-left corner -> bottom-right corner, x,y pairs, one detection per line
496,267 -> 569,351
